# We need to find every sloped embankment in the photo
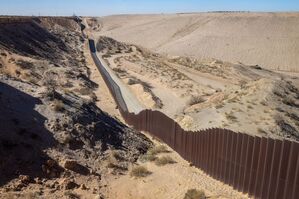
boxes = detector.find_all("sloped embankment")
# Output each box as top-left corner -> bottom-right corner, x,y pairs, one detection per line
0,17 -> 151,198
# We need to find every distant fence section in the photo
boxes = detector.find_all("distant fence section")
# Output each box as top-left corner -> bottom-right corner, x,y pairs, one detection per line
0,17 -> 32,24
89,39 -> 299,199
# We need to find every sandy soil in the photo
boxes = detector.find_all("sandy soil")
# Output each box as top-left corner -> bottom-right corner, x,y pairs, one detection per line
91,12 -> 299,72
105,134 -> 248,199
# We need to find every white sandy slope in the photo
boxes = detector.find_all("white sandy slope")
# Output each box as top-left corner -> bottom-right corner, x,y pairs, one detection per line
96,12 -> 299,72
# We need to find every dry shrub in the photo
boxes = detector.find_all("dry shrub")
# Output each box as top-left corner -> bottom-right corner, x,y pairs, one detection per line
107,157 -> 118,169
130,166 -> 151,178
286,112 -> 299,121
107,151 -> 128,171
53,100 -> 64,112
128,78 -> 138,85
184,189 -> 206,199
155,156 -> 176,166
283,96 -> 299,108
139,153 -> 157,162
111,150 -> 125,161
16,59 -> 34,69
77,87 -> 93,96
247,105 -> 253,109
189,96 -> 205,106
148,145 -> 169,155
225,112 -> 237,122
64,191 -> 80,199
215,103 -> 224,109
257,128 -> 267,135
112,67 -> 126,74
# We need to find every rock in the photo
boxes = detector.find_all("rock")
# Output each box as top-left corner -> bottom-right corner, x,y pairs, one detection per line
80,183 -> 87,190
63,160 -> 79,170
62,179 -> 79,190
63,159 -> 90,175
94,194 -> 105,199
19,175 -> 33,184
42,159 -> 63,178
35,177 -> 43,185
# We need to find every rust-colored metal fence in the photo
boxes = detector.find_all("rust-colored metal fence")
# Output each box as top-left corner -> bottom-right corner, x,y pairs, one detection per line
89,39 -> 299,199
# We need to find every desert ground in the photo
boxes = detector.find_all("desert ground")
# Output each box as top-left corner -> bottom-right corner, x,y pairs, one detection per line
0,16 -> 250,199
91,12 -> 299,72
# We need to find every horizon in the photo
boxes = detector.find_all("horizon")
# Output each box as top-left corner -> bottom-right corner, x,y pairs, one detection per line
0,0 -> 299,17
1,11 -> 299,18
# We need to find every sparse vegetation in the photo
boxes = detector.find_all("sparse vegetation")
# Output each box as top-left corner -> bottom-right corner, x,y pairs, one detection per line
228,97 -> 238,103
111,150 -> 125,161
76,87 -> 94,96
225,112 -> 237,122
148,145 -> 169,155
215,103 -> 224,109
64,191 -> 80,199
257,128 -> 267,135
189,96 -> 205,106
53,100 -> 64,112
283,96 -> 299,108
184,189 -> 206,199
139,153 -> 157,162
130,165 -> 151,178
16,60 -> 34,69
247,105 -> 253,109
155,156 -> 176,166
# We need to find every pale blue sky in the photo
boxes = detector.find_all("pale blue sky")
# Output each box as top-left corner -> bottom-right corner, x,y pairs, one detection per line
0,0 -> 298,16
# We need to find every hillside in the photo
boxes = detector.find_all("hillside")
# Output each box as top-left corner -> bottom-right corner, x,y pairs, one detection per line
96,36 -> 299,141
0,17 -> 151,198
94,12 -> 299,72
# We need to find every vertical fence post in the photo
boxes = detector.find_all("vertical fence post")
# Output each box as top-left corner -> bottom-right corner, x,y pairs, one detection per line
260,138 -> 275,199
274,140 -> 292,199
225,131 -> 233,184
283,141 -> 299,199
239,135 -> 250,192
291,155 -> 299,199
223,130 -> 231,183
254,137 -> 268,198
266,140 -> 283,199
207,129 -> 213,175
220,130 -> 227,181
212,129 -> 219,178
228,131 -> 238,186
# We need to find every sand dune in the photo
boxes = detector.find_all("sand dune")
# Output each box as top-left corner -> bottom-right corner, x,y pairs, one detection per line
96,12 -> 299,72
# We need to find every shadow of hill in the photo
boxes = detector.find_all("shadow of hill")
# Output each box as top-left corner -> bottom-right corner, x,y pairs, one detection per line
0,21 -> 68,61
0,82 -> 57,186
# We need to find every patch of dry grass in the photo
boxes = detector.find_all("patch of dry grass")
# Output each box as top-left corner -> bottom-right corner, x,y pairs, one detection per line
130,166 -> 151,178
184,189 -> 206,199
257,128 -> 267,135
188,96 -> 205,106
225,112 -> 237,122
76,87 -> 93,96
148,145 -> 169,155
247,105 -> 253,109
53,100 -> 64,112
139,153 -> 157,162
155,156 -> 176,166
215,103 -> 224,109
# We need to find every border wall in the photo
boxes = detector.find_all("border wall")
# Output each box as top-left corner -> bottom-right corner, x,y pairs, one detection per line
89,39 -> 299,199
